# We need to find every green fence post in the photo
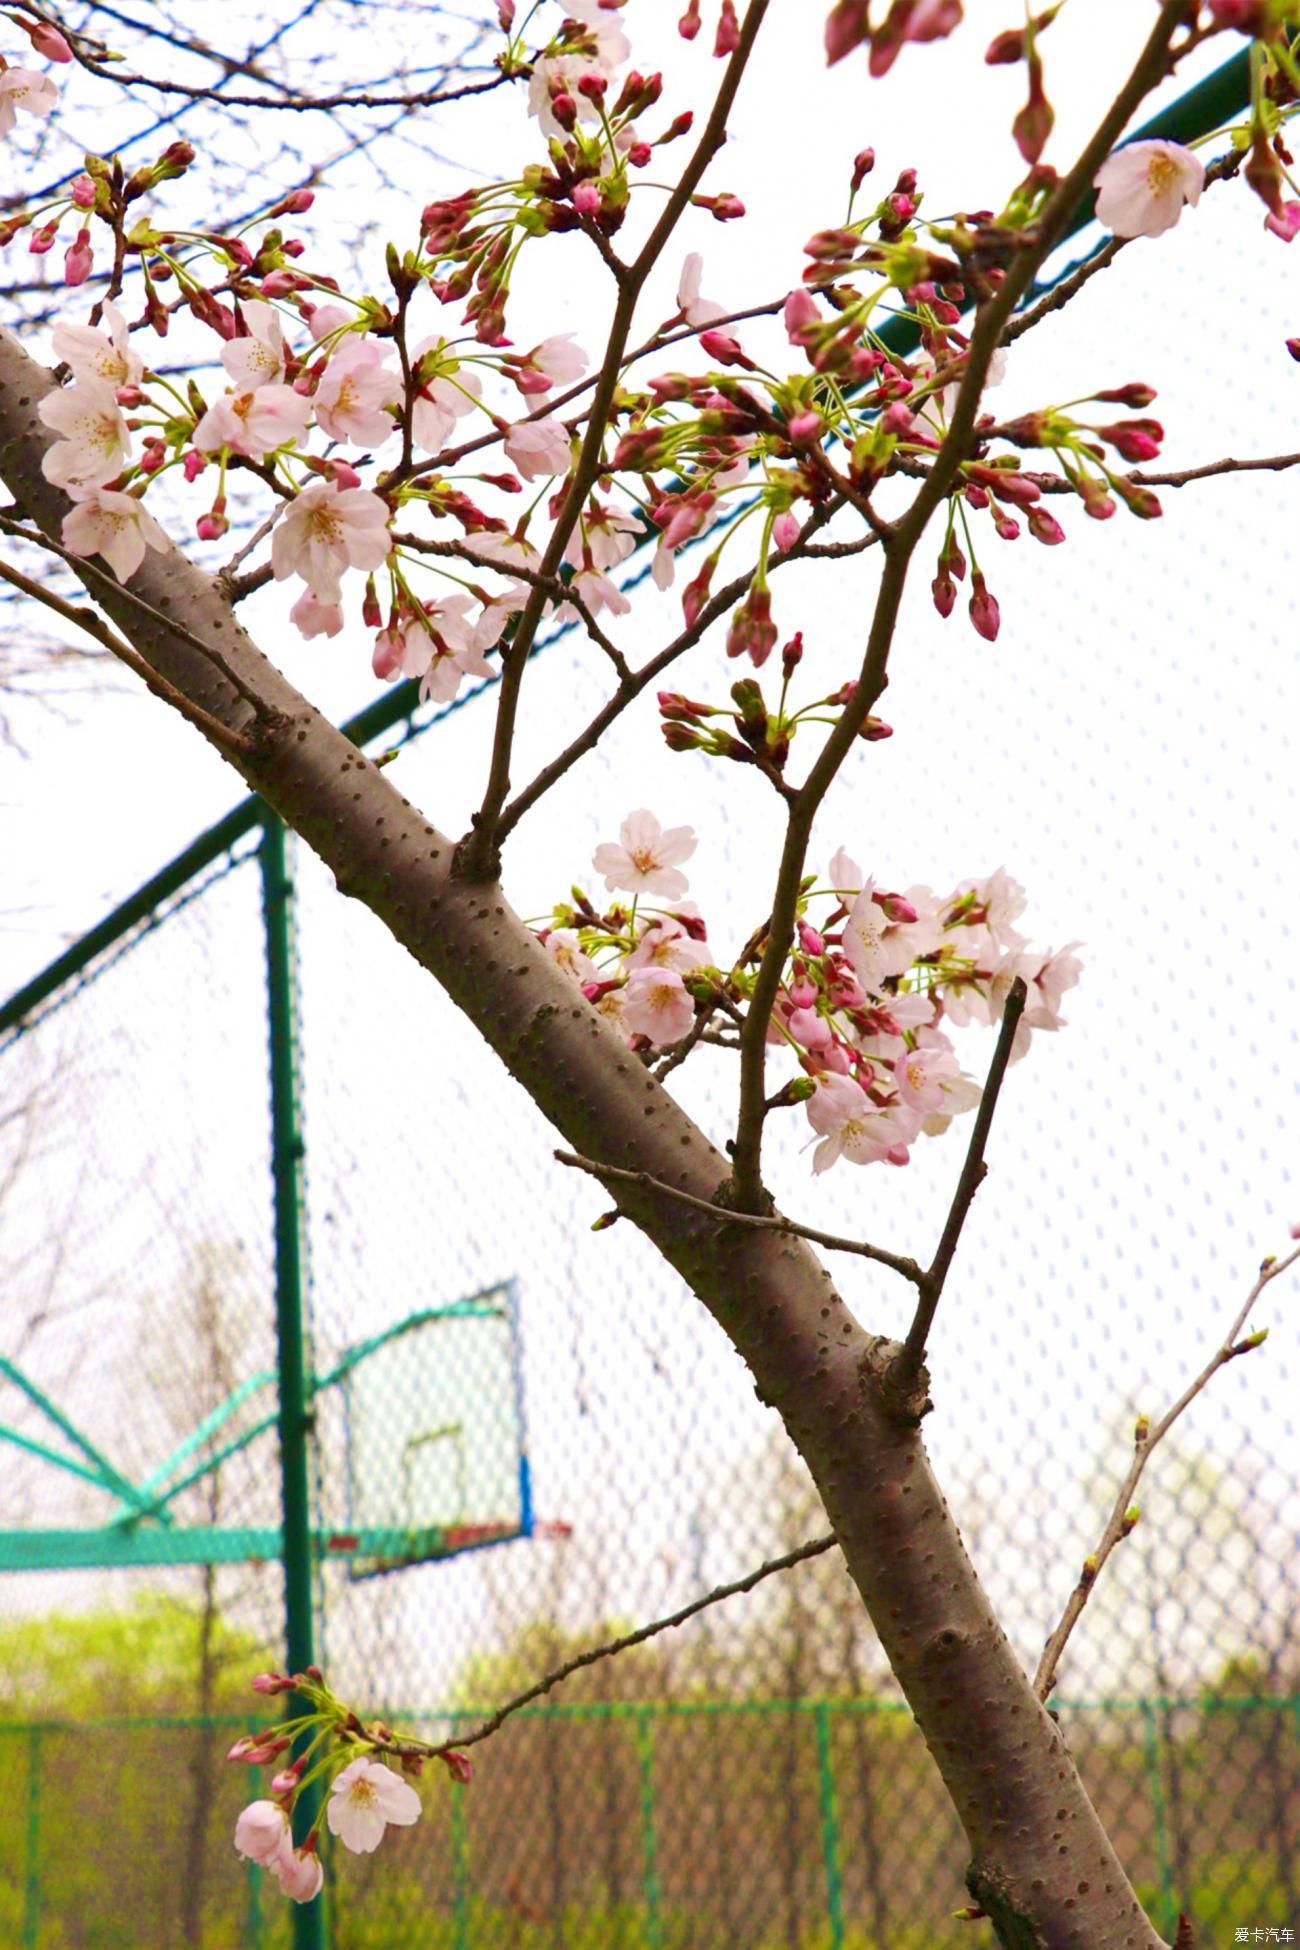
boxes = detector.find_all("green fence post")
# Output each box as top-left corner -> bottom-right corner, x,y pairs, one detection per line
635,1707 -> 664,1950
450,1779 -> 472,1950
23,1727 -> 42,1950
1138,1698 -> 1176,1940
262,811 -> 326,1950
815,1703 -> 846,1950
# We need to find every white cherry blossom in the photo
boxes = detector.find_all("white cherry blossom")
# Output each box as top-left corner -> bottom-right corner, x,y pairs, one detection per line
62,487 -> 168,582
410,340 -> 481,454
39,381 -> 131,489
1094,140 -> 1204,239
52,304 -> 143,389
677,253 -> 726,329
192,384 -> 311,461
325,1758 -> 421,1855
806,1078 -> 920,1173
529,333 -> 587,387
503,416 -> 571,480
0,67 -> 58,135
593,810 -> 697,899
222,301 -> 289,389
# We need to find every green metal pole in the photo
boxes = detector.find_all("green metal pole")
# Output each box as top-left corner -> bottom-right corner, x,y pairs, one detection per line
450,1779 -> 472,1950
22,1727 -> 41,1950
261,810 -> 326,1950
814,1703 -> 846,1950
634,1707 -> 664,1950
1138,1698 -> 1176,1941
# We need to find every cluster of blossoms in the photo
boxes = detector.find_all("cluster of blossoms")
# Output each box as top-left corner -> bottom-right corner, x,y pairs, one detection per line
228,1666 -> 469,1905
541,810 -> 1080,1173
13,0 -> 1296,687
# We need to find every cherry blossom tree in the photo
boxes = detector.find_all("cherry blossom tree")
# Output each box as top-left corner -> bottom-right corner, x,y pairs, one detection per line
1,2 -> 1298,1944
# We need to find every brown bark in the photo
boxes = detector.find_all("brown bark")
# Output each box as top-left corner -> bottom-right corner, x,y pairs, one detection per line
0,324 -> 1167,1948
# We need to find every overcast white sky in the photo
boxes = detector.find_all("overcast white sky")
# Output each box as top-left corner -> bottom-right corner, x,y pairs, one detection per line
1,0 -> 1297,1705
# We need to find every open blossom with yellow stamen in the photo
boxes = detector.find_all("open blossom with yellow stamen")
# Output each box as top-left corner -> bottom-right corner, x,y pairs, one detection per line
1093,140 -> 1204,240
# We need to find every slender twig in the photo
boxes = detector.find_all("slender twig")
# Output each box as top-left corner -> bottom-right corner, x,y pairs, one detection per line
358,1531 -> 838,1766
0,552 -> 257,757
1131,451 -> 1300,489
495,493 -> 846,842
894,978 -> 1028,1389
0,515 -> 271,716
458,0 -> 773,878
728,3 -> 1192,1211
555,1148 -> 923,1284
1003,237 -> 1128,345
1033,1241 -> 1300,1703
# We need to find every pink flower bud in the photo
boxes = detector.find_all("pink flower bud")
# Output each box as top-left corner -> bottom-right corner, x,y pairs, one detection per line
443,1750 -> 474,1785
572,181 -> 602,218
825,0 -> 870,65
798,921 -> 825,958
1265,201 -> 1300,243
64,230 -> 93,286
851,147 -> 875,192
182,449 -> 206,482
678,0 -> 701,37
714,0 -> 740,55
931,572 -> 956,619
70,174 -> 97,210
699,330 -> 755,369
1287,337 -> 1300,363
576,70 -> 607,100
968,572 -> 1000,642
781,629 -> 803,674
29,221 -> 60,257
29,20 -> 74,60
1098,418 -> 1162,463
787,410 -> 821,443
197,506 -> 230,542
1027,505 -> 1065,546
251,1672 -> 293,1696
372,628 -> 404,680
772,511 -> 801,552
1094,382 -> 1156,408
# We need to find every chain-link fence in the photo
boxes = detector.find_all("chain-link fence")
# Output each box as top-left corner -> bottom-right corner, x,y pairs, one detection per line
2,43 -> 1299,1947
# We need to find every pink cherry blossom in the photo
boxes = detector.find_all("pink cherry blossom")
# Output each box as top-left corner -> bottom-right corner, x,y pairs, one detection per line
806,1077 -> 920,1173
326,1757 -> 422,1854
622,967 -> 696,1046
842,883 -> 918,994
529,333 -> 588,387
546,929 -> 600,984
62,487 -> 168,582
39,382 -> 131,490
1022,942 -> 1083,1032
396,599 -> 495,704
0,67 -> 58,135
565,504 -> 642,574
1093,141 -> 1204,239
1265,201 -> 1300,243
314,338 -> 398,448
275,1848 -> 324,1904
289,589 -> 345,639
52,304 -> 143,389
234,1801 -> 294,1872
593,810 -> 697,899
624,917 -> 712,975
677,253 -> 726,328
828,846 -> 865,898
503,417 -> 572,480
564,566 -> 632,623
222,300 -> 288,389
893,1039 -> 964,1113
271,480 -> 392,602
192,385 -> 312,461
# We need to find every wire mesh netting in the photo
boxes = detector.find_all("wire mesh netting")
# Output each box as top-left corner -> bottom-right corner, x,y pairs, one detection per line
2,35 -> 1299,1950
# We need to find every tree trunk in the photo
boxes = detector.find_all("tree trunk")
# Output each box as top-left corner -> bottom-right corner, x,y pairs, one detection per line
0,326 -> 1168,1950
